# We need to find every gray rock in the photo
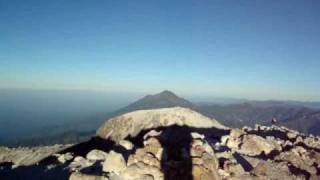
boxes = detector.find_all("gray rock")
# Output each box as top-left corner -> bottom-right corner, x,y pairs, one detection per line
237,135 -> 279,156
275,149 -> 318,176
251,161 -> 297,180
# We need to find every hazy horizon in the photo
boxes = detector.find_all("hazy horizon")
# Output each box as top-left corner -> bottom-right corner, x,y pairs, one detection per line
1,0 -> 320,101
1,88 -> 320,103
1,87 -> 320,146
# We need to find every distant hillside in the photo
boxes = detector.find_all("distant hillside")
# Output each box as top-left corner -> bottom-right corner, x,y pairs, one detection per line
195,103 -> 320,135
281,110 -> 320,135
247,100 -> 320,109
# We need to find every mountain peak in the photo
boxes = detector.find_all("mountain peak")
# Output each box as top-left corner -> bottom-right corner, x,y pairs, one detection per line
154,90 -> 180,99
113,91 -> 194,115
158,90 -> 176,96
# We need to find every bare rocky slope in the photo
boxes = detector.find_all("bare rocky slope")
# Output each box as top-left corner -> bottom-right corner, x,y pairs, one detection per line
1,107 -> 320,180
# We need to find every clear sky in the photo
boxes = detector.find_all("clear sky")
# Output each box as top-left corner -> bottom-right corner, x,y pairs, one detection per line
1,0 -> 320,101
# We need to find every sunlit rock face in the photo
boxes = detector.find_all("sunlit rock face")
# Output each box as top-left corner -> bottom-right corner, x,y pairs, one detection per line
1,107 -> 320,180
96,107 -> 228,143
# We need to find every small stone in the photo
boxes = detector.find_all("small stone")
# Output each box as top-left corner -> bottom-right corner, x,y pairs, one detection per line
226,137 -> 241,149
142,138 -> 163,160
58,152 -> 73,163
86,149 -> 108,161
230,129 -> 244,139
191,139 -> 204,147
74,156 -> 85,162
295,136 -> 304,144
143,130 -> 162,140
119,140 -> 134,150
220,135 -> 229,145
242,126 -> 252,132
120,162 -> 163,180
287,132 -> 297,140
191,132 -> 205,139
69,157 -> 95,171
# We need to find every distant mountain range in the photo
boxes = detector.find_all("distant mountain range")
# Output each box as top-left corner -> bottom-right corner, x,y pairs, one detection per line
107,90 -> 320,136
8,90 -> 320,146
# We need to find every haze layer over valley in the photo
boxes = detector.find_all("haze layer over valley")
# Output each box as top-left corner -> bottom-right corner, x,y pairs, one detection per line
2,89 -> 320,147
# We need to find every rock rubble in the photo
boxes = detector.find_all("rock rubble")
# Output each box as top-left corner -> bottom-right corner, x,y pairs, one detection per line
1,107 -> 320,180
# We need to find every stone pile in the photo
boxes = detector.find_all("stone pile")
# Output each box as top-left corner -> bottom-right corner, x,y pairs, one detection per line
62,123 -> 320,180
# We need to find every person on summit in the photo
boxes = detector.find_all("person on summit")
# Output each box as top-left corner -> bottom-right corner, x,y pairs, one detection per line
271,117 -> 277,124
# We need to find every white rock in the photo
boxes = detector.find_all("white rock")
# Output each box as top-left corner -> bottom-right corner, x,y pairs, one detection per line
220,135 -> 230,145
86,149 -> 108,161
69,156 -> 95,171
143,130 -> 162,140
191,132 -> 205,139
119,140 -> 134,150
58,152 -> 73,163
287,132 -> 297,140
97,107 -> 228,143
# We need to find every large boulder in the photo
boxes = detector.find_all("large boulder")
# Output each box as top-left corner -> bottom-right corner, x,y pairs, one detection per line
251,161 -> 297,180
237,135 -> 280,156
96,107 -> 227,143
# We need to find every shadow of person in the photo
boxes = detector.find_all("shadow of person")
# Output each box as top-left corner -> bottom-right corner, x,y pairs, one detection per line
6,124 -> 228,180
129,125 -> 229,180
158,125 -> 193,180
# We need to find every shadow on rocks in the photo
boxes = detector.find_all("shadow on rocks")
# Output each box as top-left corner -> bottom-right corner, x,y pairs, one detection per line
127,125 -> 230,180
1,126 -> 229,180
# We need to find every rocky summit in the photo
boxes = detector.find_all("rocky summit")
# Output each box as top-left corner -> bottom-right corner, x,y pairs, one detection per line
1,107 -> 320,180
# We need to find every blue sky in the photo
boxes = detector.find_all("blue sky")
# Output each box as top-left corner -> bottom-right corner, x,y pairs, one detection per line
1,0 -> 320,100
